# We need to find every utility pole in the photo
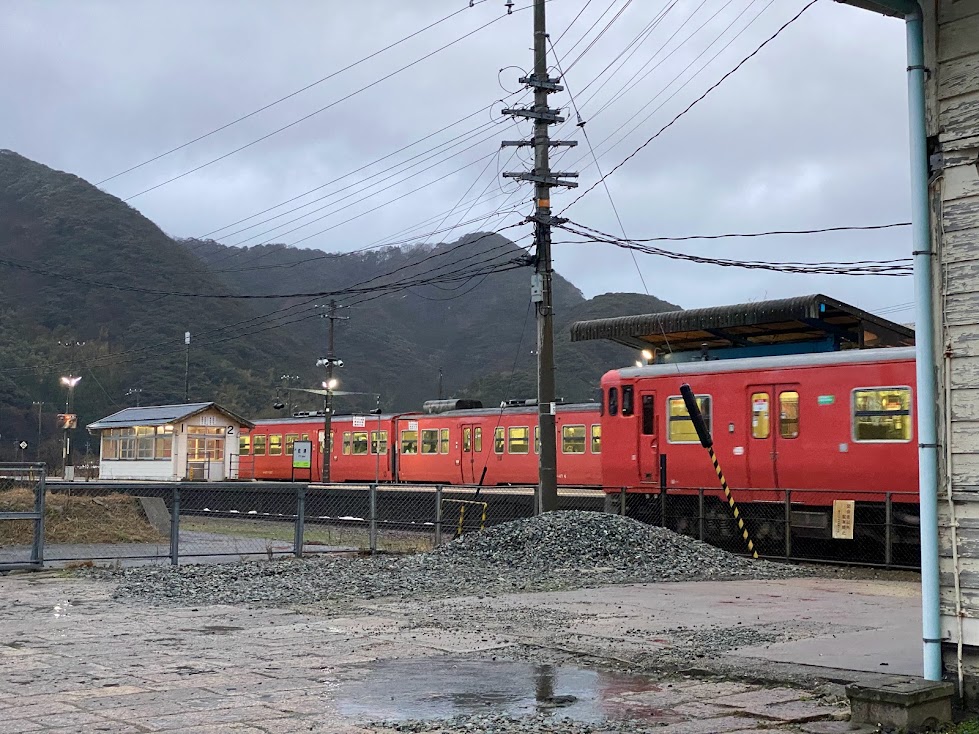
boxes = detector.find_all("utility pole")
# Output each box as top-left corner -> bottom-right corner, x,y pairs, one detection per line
126,388 -> 142,407
184,332 -> 191,402
316,300 -> 346,483
32,401 -> 43,463
437,367 -> 443,400
502,0 -> 577,513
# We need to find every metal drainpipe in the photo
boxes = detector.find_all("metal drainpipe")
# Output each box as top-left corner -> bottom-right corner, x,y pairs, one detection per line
905,4 -> 942,682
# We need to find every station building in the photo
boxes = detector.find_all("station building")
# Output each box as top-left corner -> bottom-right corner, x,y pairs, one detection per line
87,403 -> 253,482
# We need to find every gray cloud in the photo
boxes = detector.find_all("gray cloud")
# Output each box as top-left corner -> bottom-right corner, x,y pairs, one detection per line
0,0 -> 914,321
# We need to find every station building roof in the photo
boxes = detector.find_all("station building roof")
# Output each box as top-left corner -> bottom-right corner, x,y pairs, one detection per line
569,294 -> 914,358
87,402 -> 254,431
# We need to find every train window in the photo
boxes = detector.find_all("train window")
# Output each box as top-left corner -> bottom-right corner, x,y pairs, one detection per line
779,392 -> 800,439
474,427 -> 482,452
535,426 -> 540,454
852,387 -> 912,442
622,385 -> 634,416
608,387 -> 619,416
370,430 -> 388,455
667,396 -> 712,443
239,435 -> 251,456
508,426 -> 530,454
463,427 -> 472,452
301,433 -> 309,442
352,432 -> 369,455
285,434 -> 299,455
562,425 -> 586,454
494,427 -> 505,454
401,430 -> 418,455
421,429 -> 440,454
269,435 -> 283,456
440,428 -> 450,454
751,393 -> 770,439
641,395 -> 654,435
591,424 -> 602,453
253,434 -> 267,456
342,433 -> 352,455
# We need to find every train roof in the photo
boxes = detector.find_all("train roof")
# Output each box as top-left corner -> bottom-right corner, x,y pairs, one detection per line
612,345 -> 916,380
399,402 -> 601,419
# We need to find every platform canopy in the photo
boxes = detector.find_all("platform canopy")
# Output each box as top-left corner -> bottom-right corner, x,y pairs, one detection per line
569,294 -> 914,360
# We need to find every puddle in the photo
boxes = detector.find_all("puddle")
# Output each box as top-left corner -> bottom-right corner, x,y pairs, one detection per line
335,659 -> 678,723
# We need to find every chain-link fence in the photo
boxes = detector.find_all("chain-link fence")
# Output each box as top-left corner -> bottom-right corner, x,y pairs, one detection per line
610,487 -> 920,569
0,463 -> 46,570
0,482 -> 607,567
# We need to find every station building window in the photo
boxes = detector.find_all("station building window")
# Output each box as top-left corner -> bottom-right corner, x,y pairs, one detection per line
103,425 -> 173,461
667,395 -> 711,443
853,387 -> 912,442
562,425 -> 586,454
401,430 -> 418,455
421,429 -> 440,455
508,426 -> 530,454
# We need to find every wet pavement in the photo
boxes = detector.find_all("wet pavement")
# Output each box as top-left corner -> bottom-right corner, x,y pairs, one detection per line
0,572 -> 919,732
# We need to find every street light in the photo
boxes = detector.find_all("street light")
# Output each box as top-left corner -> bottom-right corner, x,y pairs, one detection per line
641,349 -> 654,363
60,375 -> 81,478
323,378 -> 338,390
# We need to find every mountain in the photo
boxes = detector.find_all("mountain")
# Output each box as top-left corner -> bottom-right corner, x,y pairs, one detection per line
0,150 -> 679,465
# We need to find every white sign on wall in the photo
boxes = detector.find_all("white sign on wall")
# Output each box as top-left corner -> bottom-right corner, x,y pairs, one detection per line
352,416 -> 366,428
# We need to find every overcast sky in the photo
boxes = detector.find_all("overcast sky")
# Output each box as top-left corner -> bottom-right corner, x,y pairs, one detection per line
0,0 -> 913,321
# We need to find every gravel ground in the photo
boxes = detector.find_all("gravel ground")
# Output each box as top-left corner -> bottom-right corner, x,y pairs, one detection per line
102,511 -> 804,608
371,714 -> 671,733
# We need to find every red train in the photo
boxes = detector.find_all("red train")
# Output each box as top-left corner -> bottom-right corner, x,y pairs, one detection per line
237,402 -> 602,486
239,347 -> 918,538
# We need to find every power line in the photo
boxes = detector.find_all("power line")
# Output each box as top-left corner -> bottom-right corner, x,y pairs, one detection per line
560,0 -> 819,213
122,6 -> 531,202
95,1 -> 493,187
564,219 -> 913,242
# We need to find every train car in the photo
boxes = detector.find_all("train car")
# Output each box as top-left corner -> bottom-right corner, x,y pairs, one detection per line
600,346 -> 918,538
239,413 -> 396,483
393,402 -> 602,486
240,401 -> 603,486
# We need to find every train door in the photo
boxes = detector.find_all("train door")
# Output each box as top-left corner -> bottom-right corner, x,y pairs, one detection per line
638,391 -> 660,485
746,384 -> 800,488
461,423 -> 478,484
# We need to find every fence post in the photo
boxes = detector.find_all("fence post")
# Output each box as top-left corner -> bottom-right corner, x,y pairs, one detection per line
294,485 -> 306,559
885,492 -> 893,568
435,485 -> 443,547
170,486 -> 180,566
784,489 -> 792,560
31,467 -> 45,565
698,488 -> 705,541
369,483 -> 377,555
619,487 -> 626,516
660,489 -> 667,527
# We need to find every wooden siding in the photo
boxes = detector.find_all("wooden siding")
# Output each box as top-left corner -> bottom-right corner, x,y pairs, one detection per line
936,0 -> 979,668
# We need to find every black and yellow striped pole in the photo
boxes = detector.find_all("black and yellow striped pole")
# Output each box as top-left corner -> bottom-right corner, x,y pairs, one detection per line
680,384 -> 758,559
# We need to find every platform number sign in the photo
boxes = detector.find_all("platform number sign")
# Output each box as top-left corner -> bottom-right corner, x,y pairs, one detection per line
292,440 -> 313,469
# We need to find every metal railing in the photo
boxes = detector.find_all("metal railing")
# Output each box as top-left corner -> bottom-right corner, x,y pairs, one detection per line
0,463 -> 47,570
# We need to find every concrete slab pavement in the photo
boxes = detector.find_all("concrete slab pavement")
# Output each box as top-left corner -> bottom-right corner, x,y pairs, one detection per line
0,571 -> 923,732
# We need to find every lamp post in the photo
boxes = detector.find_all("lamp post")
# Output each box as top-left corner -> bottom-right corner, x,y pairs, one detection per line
60,375 -> 81,478
319,376 -> 338,483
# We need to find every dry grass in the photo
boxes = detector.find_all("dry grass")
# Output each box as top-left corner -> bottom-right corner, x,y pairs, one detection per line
0,490 -> 166,545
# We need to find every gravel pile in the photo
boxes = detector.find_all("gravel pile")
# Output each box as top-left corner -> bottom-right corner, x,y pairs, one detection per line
372,714 -> 664,733
108,511 -> 802,608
